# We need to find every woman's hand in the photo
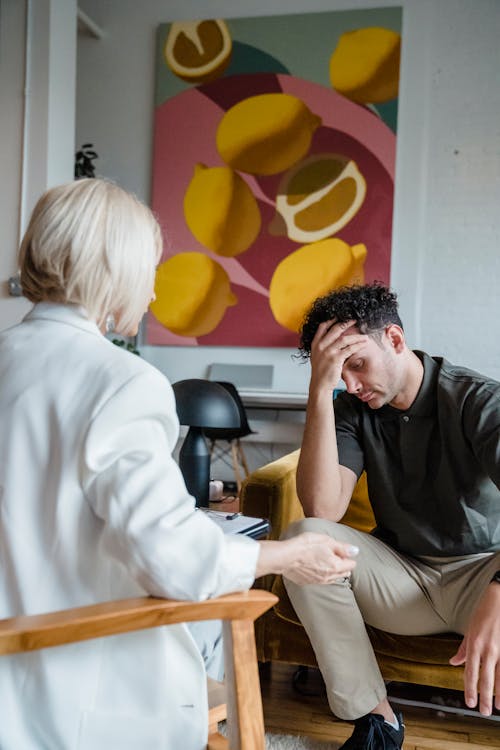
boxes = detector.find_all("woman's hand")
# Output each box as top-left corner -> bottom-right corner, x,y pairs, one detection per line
256,533 -> 358,585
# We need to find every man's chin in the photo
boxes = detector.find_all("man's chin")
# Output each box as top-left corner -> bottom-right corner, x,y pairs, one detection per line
362,393 -> 385,409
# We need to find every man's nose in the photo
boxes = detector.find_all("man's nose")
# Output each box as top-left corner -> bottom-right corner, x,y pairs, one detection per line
343,372 -> 361,394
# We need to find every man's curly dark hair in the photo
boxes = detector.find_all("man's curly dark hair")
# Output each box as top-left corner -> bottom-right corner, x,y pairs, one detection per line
298,283 -> 403,360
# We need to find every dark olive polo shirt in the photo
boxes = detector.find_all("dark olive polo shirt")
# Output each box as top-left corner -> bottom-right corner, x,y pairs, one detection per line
334,351 -> 500,557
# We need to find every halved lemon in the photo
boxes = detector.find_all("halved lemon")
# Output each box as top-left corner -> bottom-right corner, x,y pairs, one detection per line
269,239 -> 367,333
270,153 -> 366,244
164,20 -> 232,84
329,27 -> 401,104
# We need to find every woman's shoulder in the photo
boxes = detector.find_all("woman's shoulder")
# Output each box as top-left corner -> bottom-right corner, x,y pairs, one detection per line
99,339 -> 172,393
83,342 -> 178,432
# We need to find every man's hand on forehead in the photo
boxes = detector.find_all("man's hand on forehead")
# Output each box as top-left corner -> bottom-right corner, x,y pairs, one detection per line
309,319 -> 367,388
312,319 -> 367,358
329,319 -> 361,338
321,319 -> 365,345
324,318 -> 349,332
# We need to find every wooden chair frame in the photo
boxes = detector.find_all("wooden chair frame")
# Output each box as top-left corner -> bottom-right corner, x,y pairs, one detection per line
0,590 -> 277,750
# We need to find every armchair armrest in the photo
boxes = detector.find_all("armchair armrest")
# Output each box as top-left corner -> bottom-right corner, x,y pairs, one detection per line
240,450 -> 303,540
0,590 -> 277,750
240,450 -> 375,539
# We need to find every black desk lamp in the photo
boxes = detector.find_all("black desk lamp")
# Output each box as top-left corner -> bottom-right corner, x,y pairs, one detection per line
172,379 -> 241,507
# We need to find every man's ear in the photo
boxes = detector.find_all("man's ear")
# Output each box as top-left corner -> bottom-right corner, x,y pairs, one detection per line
385,324 -> 405,353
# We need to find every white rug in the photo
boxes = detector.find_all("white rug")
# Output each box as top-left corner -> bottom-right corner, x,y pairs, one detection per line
219,724 -> 340,749
264,734 -> 340,749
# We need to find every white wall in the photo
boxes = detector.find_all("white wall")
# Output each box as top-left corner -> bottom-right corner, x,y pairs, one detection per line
74,0 -> 500,387
392,0 -> 500,379
0,0 -> 77,329
0,0 -> 32,326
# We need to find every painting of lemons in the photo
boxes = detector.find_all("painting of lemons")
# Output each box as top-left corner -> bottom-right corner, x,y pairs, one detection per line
216,93 -> 321,176
149,7 -> 402,346
184,164 -> 261,256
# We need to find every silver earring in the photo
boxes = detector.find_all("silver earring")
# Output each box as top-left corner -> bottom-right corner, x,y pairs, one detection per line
105,314 -> 115,334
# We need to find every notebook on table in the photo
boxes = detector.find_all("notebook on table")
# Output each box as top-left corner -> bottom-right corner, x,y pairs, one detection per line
200,509 -> 270,539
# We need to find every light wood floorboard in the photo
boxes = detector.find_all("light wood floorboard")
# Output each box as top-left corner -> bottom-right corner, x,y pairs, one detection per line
260,664 -> 499,749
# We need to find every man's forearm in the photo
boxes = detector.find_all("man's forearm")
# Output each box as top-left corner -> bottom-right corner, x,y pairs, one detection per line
297,319 -> 363,519
297,387 -> 347,519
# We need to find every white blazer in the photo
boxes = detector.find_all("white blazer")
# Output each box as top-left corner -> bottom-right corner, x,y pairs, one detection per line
0,303 -> 259,750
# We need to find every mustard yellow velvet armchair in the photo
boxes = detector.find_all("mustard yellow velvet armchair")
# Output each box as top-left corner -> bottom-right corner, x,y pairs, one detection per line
240,449 -> 464,691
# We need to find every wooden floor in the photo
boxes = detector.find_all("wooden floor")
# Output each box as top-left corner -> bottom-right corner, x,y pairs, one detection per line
259,664 -> 500,749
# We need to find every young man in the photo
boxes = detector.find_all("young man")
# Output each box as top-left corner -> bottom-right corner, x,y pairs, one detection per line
283,283 -> 500,750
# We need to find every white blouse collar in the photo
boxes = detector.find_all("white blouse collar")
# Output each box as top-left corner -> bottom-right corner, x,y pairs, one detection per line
24,302 -> 102,337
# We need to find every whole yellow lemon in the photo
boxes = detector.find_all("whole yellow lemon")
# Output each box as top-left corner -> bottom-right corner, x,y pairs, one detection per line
150,252 -> 237,337
184,164 -> 261,256
216,93 -> 321,176
269,239 -> 367,332
329,27 -> 401,104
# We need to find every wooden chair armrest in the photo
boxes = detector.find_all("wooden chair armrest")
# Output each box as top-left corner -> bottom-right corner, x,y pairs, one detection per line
0,590 -> 277,750
0,590 -> 276,654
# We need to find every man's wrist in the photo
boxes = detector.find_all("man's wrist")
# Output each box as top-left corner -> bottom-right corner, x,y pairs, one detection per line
308,382 -> 337,406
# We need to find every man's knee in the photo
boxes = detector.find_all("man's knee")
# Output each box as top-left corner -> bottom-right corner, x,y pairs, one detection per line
280,516 -> 341,541
280,517 -> 366,544
281,518 -> 370,559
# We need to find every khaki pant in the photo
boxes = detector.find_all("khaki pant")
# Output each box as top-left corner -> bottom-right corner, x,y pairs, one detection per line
188,620 -> 224,681
282,517 -> 500,720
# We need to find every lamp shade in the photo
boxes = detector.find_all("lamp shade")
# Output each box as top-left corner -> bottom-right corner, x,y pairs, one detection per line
172,379 -> 241,507
172,379 -> 241,429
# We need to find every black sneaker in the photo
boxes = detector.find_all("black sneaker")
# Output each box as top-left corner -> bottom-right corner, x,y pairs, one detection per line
339,711 -> 405,749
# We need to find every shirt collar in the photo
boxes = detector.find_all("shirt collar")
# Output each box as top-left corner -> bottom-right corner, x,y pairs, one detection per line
24,302 -> 102,337
377,350 -> 439,419
406,351 -> 439,416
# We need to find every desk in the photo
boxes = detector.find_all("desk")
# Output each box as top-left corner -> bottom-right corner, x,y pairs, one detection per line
238,390 -> 308,411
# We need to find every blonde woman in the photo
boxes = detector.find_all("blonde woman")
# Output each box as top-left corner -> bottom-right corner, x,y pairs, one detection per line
0,179 -> 357,750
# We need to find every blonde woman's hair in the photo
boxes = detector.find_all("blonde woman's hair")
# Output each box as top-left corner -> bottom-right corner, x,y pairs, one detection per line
19,178 -> 162,334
